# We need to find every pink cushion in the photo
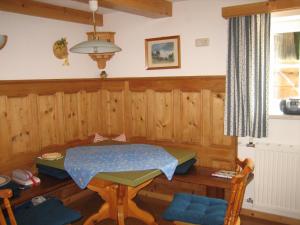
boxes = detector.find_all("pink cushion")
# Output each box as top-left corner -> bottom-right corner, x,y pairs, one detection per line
93,133 -> 127,143
112,133 -> 126,142
93,133 -> 109,143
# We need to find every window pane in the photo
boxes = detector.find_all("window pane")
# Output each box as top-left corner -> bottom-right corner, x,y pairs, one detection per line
273,67 -> 299,99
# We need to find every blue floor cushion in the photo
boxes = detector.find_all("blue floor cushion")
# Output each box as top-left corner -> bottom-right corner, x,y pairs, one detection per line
13,198 -> 81,225
163,193 -> 227,225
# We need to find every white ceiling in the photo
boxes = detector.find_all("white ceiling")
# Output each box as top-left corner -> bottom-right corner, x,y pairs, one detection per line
35,0 -> 189,14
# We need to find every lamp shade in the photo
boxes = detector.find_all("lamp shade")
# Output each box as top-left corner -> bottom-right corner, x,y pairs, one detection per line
70,40 -> 121,54
0,35 -> 7,50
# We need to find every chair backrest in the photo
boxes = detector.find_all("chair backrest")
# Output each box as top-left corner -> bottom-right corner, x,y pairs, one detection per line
223,158 -> 254,225
0,189 -> 17,225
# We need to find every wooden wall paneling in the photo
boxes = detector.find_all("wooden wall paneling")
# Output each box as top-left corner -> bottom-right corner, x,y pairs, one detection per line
99,89 -> 110,135
172,89 -> 181,142
27,94 -> 40,153
146,89 -> 155,140
153,91 -> 173,141
0,77 -> 237,174
7,95 -> 39,155
63,93 -> 80,141
0,96 -> 12,166
128,76 -> 226,92
202,146 -> 236,170
54,92 -> 65,144
129,91 -> 147,137
86,91 -> 102,136
99,89 -> 125,135
38,95 -> 59,148
211,92 -> 232,147
201,89 -> 212,147
124,82 -> 132,138
77,91 -> 88,139
181,91 -> 202,144
109,91 -> 125,135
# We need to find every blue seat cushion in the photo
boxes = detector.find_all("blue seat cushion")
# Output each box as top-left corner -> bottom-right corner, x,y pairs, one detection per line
37,164 -> 70,180
13,198 -> 81,225
175,158 -> 196,174
163,193 -> 227,225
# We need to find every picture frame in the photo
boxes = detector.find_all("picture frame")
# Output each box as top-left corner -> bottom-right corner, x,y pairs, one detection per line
145,35 -> 181,70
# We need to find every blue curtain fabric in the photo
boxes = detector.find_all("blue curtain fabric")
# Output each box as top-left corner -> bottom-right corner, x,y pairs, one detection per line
225,13 -> 270,138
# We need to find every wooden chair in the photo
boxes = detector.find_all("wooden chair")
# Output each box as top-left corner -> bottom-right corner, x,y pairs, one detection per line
163,158 -> 254,225
0,189 -> 81,225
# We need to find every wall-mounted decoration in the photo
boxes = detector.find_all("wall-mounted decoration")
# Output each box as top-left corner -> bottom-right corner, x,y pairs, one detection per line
0,34 -> 8,50
145,35 -> 181,70
53,38 -> 69,66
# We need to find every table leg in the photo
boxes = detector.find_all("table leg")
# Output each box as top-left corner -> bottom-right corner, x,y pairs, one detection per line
127,180 -> 158,225
84,178 -> 158,225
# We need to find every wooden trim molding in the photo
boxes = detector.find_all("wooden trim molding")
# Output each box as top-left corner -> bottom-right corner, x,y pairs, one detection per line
222,0 -> 300,19
0,0 -> 103,26
0,76 -> 226,97
71,0 -> 172,18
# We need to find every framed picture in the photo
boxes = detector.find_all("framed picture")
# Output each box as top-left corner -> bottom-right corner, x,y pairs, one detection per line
145,35 -> 181,70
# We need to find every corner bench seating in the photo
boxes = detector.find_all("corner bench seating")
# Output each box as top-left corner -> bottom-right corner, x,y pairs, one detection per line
1,174 -> 89,209
143,166 -> 233,201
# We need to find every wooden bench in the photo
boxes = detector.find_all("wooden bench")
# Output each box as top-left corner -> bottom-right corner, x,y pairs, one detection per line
141,167 -> 232,201
2,174 -> 91,208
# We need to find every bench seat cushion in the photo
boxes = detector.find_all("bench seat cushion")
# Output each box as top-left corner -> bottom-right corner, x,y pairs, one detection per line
37,164 -> 70,180
163,193 -> 227,225
175,158 -> 196,174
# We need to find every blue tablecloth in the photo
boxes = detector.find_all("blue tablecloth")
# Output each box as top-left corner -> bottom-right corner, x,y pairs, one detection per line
64,144 -> 178,189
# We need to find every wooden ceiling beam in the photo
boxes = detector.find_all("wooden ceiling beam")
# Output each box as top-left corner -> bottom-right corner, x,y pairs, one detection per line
72,0 -> 172,18
222,0 -> 300,19
0,0 -> 103,26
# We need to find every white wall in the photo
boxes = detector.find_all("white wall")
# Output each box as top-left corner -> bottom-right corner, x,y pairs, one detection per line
0,11 -> 100,80
103,0 -> 264,77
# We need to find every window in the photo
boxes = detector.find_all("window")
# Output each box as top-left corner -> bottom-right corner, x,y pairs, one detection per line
270,14 -> 300,115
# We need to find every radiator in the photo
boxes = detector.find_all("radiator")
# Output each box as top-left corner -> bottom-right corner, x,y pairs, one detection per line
253,142 -> 300,219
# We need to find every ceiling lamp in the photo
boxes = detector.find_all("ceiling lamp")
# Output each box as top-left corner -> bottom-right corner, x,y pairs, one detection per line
0,35 -> 8,50
70,0 -> 121,71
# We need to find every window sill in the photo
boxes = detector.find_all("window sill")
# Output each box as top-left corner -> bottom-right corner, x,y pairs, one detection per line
269,115 -> 300,120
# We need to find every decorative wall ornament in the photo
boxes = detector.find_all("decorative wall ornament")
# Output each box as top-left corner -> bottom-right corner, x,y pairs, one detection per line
145,35 -> 181,70
53,38 -> 69,66
0,34 -> 8,50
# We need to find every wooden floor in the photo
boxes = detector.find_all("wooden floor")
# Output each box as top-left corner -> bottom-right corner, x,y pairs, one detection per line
69,193 -> 288,225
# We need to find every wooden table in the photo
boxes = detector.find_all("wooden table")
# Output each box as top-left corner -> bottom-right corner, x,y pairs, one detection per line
36,147 -> 196,225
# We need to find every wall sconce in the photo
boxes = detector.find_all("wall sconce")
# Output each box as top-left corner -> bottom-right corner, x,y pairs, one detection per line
0,35 -> 8,50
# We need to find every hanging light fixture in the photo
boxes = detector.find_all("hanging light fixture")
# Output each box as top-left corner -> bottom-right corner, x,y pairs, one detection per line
0,34 -> 8,50
70,0 -> 121,54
